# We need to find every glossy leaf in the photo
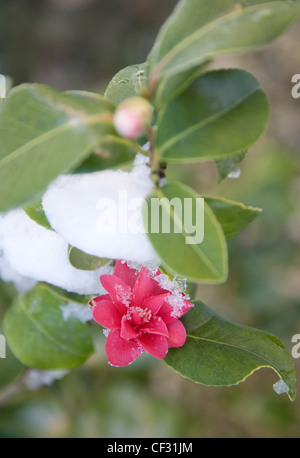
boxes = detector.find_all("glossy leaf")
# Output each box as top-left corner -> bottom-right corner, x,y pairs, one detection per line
143,182 -> 228,283
165,301 -> 297,400
149,0 -> 300,94
152,65 -> 203,108
0,84 -> 115,212
216,151 -> 246,182
74,136 -> 138,173
156,69 -> 270,162
206,196 -> 262,239
105,63 -> 149,105
24,200 -> 53,231
68,245 -> 110,271
0,325 -> 24,389
3,284 -> 94,369
44,284 -> 93,305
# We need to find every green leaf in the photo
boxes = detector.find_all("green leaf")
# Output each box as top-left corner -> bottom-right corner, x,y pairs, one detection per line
0,325 -> 24,389
24,199 -> 53,231
3,284 -> 94,369
156,69 -> 270,162
165,301 -> 297,401
152,65 -> 204,108
44,284 -> 93,305
206,196 -> 262,239
74,136 -> 138,173
149,0 -> 300,89
143,182 -> 228,283
0,84 -> 116,212
68,245 -> 110,271
216,151 -> 246,182
105,63 -> 149,105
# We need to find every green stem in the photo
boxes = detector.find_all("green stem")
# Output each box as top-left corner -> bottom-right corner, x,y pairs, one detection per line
146,127 -> 161,188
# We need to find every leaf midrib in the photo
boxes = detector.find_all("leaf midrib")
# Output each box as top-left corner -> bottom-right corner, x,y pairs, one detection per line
0,113 -> 113,168
153,2 -> 294,78
186,330 -> 282,371
157,85 -> 260,156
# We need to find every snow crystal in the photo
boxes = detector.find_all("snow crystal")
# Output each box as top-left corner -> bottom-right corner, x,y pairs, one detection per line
154,272 -> 187,294
60,302 -> 93,323
42,155 -> 159,264
141,141 -> 151,152
0,209 -> 113,295
114,284 -> 131,307
228,167 -> 241,179
126,259 -> 160,275
154,272 -> 190,318
24,369 -> 69,390
123,264 -> 190,319
273,379 -> 289,395
166,289 -> 191,319
131,153 -> 150,175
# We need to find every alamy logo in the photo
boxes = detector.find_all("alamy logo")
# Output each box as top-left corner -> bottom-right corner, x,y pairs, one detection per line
0,334 -> 6,359
291,74 -> 300,99
0,74 -> 6,99
96,191 -> 205,245
291,334 -> 300,359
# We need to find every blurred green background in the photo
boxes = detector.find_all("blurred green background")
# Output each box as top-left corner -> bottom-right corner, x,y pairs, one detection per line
0,0 -> 300,438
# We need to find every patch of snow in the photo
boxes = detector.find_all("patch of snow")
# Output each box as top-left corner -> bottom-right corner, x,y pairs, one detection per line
273,379 -> 289,395
228,167 -> 241,179
60,302 -> 93,323
24,369 -> 69,390
0,257 -> 37,292
42,155 -> 158,264
0,209 -> 112,295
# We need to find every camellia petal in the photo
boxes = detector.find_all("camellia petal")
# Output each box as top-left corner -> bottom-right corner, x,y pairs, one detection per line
139,316 -> 169,337
132,267 -> 153,306
137,333 -> 169,360
89,294 -> 110,305
91,300 -> 122,330
100,274 -> 132,314
151,276 -> 169,296
105,329 -> 143,367
91,260 -> 193,366
157,298 -> 193,324
120,318 -> 140,340
142,293 -> 170,315
166,320 -> 187,348
114,260 -> 139,289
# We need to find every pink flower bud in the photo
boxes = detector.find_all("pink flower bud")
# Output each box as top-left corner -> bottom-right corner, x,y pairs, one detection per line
113,96 -> 153,139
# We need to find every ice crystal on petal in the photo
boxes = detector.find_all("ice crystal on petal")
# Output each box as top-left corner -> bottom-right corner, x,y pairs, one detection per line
115,284 -> 131,307
103,329 -> 110,337
154,272 -> 187,294
126,259 -> 160,275
168,291 -> 191,319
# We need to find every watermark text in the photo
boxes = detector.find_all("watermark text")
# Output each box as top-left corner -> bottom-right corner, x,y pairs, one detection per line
0,334 -> 6,359
0,74 -> 6,99
96,191 -> 204,245
291,74 -> 300,99
291,334 -> 300,359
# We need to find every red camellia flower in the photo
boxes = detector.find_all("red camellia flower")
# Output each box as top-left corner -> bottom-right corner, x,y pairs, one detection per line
89,260 -> 193,367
